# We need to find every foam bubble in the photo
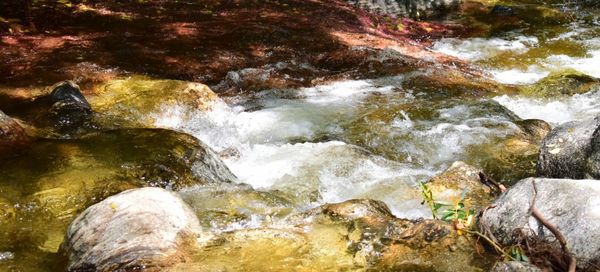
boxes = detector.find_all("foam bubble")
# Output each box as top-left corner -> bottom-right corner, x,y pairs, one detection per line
493,89 -> 600,124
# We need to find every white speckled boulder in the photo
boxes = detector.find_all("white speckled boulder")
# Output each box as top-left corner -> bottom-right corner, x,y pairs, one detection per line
61,187 -> 202,272
480,178 -> 600,270
537,115 -> 600,179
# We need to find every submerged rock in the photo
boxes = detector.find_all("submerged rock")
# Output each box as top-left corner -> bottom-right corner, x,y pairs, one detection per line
179,183 -> 293,230
62,187 -> 202,272
179,198 -> 494,271
480,178 -> 600,270
537,116 -> 600,179
0,110 -> 30,157
474,118 -> 552,184
88,76 -> 217,128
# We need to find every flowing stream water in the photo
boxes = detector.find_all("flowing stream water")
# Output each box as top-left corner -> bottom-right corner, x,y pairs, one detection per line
1,1 -> 600,271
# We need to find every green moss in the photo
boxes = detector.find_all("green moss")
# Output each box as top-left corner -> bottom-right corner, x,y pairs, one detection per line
520,69 -> 600,98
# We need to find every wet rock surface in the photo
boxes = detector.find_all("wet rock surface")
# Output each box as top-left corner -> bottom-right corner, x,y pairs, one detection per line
0,110 -> 30,157
46,81 -> 93,133
480,177 -> 600,270
537,115 -> 600,179
0,128 -> 234,269
89,77 -> 218,128
426,161 -> 494,210
62,187 -> 202,272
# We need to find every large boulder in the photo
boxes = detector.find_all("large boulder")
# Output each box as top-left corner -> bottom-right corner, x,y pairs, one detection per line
0,110 -> 30,157
480,178 -> 600,270
61,187 -> 202,271
536,116 -> 600,179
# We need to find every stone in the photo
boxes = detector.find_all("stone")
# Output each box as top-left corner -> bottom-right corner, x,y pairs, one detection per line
480,178 -> 600,270
490,261 -> 541,272
537,116 -> 600,179
347,0 -> 462,19
0,110 -> 30,157
587,127 -> 600,179
46,81 -> 94,132
88,76 -> 217,128
521,69 -> 600,98
62,187 -> 203,272
515,119 -> 551,142
427,161 -> 494,211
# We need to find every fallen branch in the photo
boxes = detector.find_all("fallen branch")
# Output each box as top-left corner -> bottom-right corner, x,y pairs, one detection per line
530,179 -> 576,272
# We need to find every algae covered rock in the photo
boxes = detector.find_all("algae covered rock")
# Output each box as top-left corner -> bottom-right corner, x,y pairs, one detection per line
0,110 -> 31,157
537,115 -> 600,179
62,187 -> 203,272
521,69 -> 600,98
480,178 -> 600,270
426,161 -> 495,210
89,76 -> 218,127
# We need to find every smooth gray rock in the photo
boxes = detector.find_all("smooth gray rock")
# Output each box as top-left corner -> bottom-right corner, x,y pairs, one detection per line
490,261 -> 541,272
536,115 -> 600,179
62,187 -> 202,272
480,178 -> 600,270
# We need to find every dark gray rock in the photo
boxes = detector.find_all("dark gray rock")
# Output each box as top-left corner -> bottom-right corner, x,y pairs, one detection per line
347,0 -> 462,19
587,127 -> 600,179
480,178 -> 600,270
536,115 -> 600,179
47,81 -> 93,132
490,261 -> 541,272
61,187 -> 202,272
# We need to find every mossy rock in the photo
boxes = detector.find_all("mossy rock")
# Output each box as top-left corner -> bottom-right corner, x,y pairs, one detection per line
88,76 -> 218,127
520,69 -> 600,98
427,161 -> 495,211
